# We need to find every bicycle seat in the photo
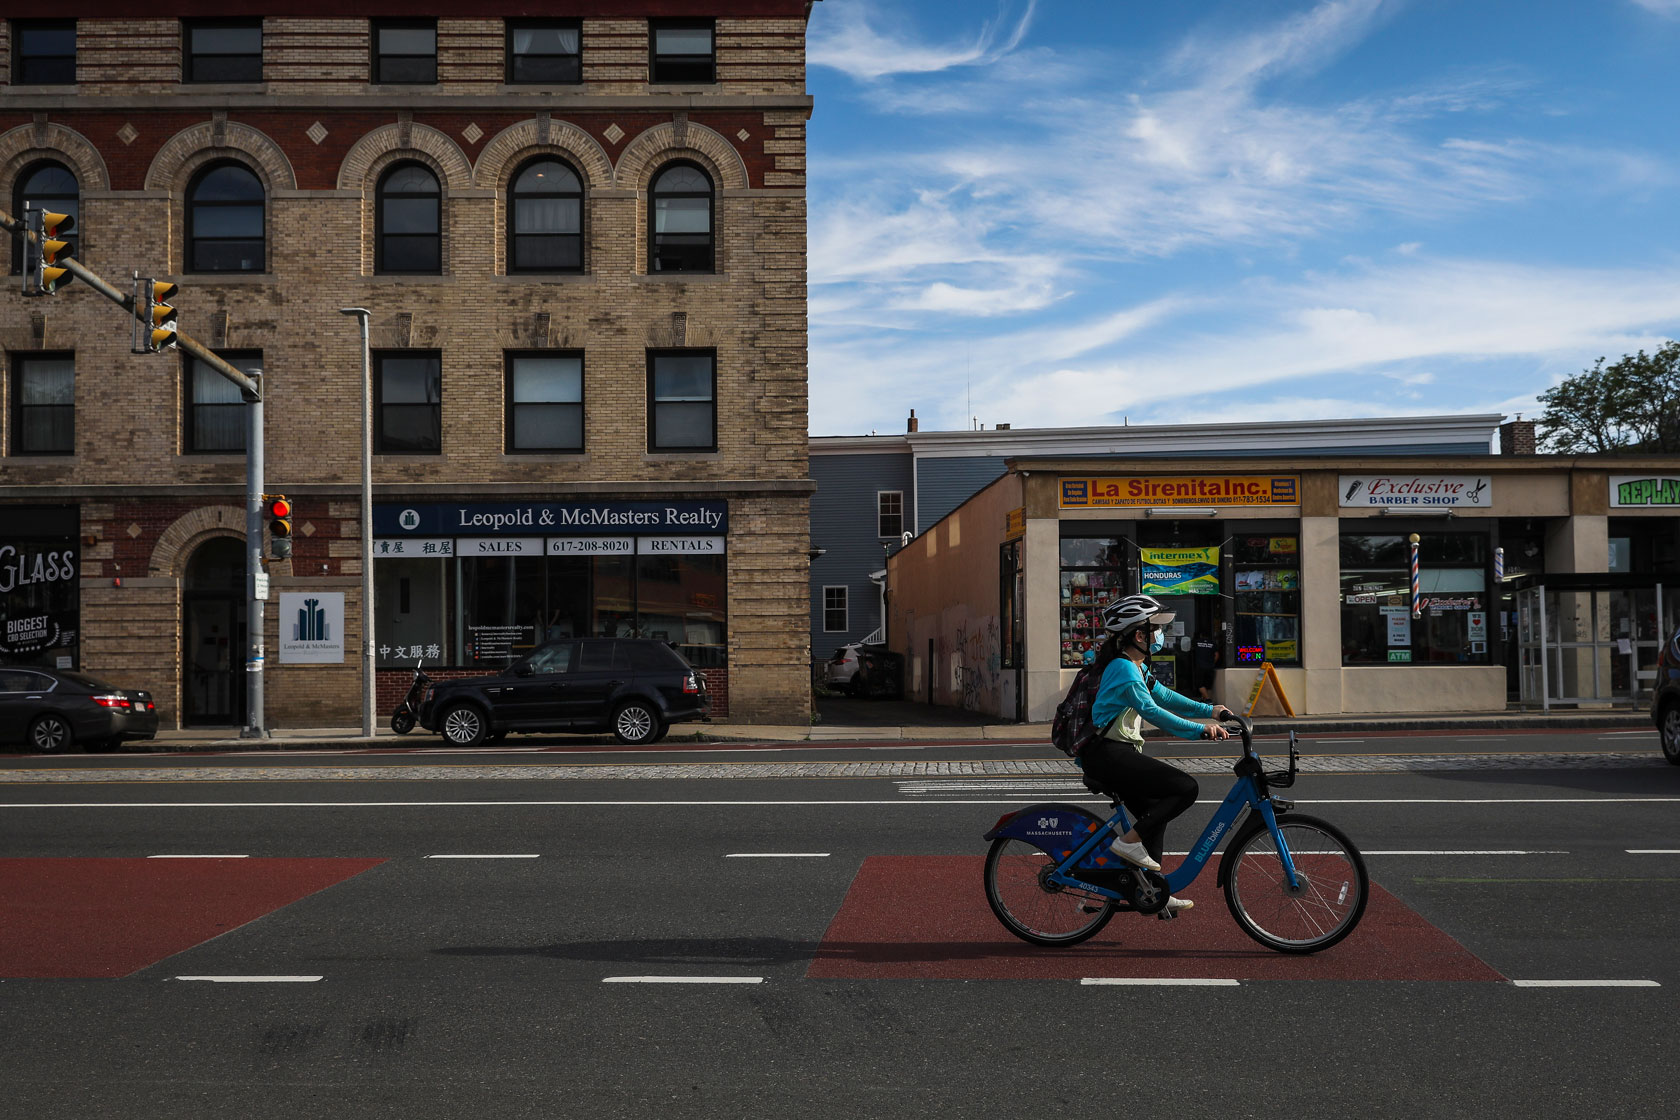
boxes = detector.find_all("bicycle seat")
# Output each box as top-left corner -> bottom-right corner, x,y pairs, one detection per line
1080,772 -> 1122,805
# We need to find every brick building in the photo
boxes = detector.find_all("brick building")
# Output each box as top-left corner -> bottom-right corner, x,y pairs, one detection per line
0,2 -> 818,730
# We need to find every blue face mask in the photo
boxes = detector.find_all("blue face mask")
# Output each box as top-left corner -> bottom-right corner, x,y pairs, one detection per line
1149,630 -> 1166,653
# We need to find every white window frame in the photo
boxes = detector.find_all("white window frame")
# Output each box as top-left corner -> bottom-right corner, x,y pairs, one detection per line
822,585 -> 848,633
877,490 -> 904,539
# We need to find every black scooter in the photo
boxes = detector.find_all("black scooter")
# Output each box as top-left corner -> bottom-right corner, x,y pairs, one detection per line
391,661 -> 431,735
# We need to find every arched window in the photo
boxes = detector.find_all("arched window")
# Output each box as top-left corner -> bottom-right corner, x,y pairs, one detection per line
377,162 -> 441,274
649,162 -> 713,273
508,158 -> 583,273
10,160 -> 78,275
186,162 -> 264,272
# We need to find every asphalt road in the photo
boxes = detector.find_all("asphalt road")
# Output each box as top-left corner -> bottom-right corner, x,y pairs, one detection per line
3,733 -> 1677,1119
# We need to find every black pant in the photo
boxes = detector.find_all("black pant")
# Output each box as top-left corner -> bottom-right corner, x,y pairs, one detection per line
1079,739 -> 1199,862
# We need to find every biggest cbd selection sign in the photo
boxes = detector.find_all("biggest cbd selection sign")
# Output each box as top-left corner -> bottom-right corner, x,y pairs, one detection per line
0,543 -> 79,658
1610,475 -> 1680,508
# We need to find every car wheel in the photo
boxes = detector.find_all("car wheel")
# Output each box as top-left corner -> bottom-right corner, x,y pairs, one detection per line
613,701 -> 662,746
440,704 -> 488,748
28,714 -> 73,755
1662,702 -> 1680,766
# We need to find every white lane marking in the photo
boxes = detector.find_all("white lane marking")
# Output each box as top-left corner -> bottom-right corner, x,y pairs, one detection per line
1457,737 -> 1506,742
1627,849 -> 1680,854
147,854 -> 248,859
7,796 -> 1680,809
1599,731 -> 1657,736
173,975 -> 323,983
1081,978 -> 1240,986
1312,739 -> 1366,744
1361,850 -> 1567,856
424,854 -> 539,859
602,976 -> 764,985
725,852 -> 830,858
1509,979 -> 1660,988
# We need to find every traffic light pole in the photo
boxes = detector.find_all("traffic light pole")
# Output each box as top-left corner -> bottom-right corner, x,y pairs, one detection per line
244,384 -> 266,738
3,207 -> 268,735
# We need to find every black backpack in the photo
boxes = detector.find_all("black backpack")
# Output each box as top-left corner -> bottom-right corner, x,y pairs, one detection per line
1049,661 -> 1109,758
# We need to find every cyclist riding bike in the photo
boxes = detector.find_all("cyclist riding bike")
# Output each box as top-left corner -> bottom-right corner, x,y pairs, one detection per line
1082,593 -> 1235,916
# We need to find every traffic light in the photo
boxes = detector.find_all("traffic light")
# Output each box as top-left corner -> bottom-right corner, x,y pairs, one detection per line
22,207 -> 75,296
266,495 -> 293,560
141,279 -> 178,352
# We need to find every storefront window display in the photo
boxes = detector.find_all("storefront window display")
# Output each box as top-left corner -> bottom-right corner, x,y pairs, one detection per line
0,507 -> 79,669
1340,532 -> 1490,665
374,551 -> 724,669
1059,537 -> 1127,667
1232,534 -> 1301,666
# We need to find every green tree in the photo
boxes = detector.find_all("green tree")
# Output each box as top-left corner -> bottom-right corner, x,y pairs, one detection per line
1537,342 -> 1680,454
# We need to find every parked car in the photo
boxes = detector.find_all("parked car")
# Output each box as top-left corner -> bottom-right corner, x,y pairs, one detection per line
825,644 -> 864,691
419,637 -> 708,747
0,666 -> 158,754
1655,622 -> 1680,765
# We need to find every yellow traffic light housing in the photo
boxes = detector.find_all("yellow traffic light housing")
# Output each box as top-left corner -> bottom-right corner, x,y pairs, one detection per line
23,208 -> 76,295
134,276 -> 179,353
266,494 -> 294,560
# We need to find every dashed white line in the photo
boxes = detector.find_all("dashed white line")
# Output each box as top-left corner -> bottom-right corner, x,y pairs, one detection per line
173,975 -> 323,983
424,854 -> 540,859
1627,849 -> 1680,854
1081,978 -> 1240,986
725,852 -> 830,858
1361,850 -> 1567,856
1509,979 -> 1660,988
602,976 -> 764,985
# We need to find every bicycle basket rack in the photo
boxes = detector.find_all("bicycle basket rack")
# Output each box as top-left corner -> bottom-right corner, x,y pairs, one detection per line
1264,730 -> 1301,788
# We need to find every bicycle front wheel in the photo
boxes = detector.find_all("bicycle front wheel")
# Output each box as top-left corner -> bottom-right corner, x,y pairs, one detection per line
983,837 -> 1115,947
1223,814 -> 1368,954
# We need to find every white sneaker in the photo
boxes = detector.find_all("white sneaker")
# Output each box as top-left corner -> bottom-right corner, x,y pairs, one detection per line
1157,896 -> 1194,920
1108,837 -> 1162,872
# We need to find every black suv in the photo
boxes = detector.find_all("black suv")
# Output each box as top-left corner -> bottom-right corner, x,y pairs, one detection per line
419,638 -> 708,747
1655,622 -> 1680,766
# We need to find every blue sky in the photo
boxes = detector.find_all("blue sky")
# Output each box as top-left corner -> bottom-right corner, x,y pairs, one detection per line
802,0 -> 1680,436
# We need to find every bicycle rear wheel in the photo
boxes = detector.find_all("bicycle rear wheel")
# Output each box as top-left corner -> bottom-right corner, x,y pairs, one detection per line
984,837 -> 1115,947
1223,814 -> 1368,954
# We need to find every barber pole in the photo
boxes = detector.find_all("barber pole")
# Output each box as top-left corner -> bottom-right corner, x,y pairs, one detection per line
1494,546 -> 1504,583
1409,533 -> 1422,619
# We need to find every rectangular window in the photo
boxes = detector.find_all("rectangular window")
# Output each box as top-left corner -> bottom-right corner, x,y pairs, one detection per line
649,20 -> 714,83
1231,533 -> 1302,666
10,353 -> 74,455
185,351 -> 259,453
506,352 -> 583,453
877,491 -> 904,538
507,20 -> 580,84
13,20 -> 75,85
823,586 -> 848,633
1340,532 -> 1490,666
373,20 -> 437,84
647,350 -> 716,452
184,20 -> 262,83
374,352 -> 441,454
1059,537 -> 1127,667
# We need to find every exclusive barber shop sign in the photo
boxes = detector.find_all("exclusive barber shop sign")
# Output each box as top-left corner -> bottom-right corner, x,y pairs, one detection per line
375,500 -> 728,536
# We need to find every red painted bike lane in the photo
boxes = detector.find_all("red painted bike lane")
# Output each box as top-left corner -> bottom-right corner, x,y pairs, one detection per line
807,856 -> 1502,982
0,858 -> 385,979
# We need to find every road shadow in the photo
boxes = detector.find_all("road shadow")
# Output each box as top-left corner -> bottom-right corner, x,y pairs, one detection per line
1418,759 -> 1680,795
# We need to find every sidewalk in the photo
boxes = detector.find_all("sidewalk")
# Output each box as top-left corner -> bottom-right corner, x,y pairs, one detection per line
118,704 -> 1653,751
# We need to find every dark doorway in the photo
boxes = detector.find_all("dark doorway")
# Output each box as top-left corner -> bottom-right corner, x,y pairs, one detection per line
182,537 -> 247,726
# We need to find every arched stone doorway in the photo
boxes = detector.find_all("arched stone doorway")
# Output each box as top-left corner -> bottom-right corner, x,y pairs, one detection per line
182,536 -> 246,726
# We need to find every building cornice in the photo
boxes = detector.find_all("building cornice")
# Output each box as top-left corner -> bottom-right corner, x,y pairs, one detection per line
0,93 -> 814,114
0,479 -> 817,500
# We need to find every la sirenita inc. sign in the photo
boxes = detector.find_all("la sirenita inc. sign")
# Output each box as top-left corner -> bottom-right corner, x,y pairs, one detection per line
1609,475 -> 1680,508
1338,474 -> 1492,508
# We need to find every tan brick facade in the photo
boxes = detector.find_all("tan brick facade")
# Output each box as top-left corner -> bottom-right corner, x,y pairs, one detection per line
0,5 -> 816,729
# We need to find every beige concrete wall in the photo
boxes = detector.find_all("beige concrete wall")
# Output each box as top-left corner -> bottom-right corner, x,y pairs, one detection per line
1340,666 -> 1506,713
888,475 -> 1021,718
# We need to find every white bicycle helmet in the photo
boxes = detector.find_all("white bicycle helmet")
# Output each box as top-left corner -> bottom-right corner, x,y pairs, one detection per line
1101,593 -> 1175,635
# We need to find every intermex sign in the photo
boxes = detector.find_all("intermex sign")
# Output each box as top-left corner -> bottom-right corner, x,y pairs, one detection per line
1060,475 -> 1299,508
1610,475 -> 1680,508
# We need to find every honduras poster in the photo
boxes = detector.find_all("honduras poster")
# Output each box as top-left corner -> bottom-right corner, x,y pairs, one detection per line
1140,547 -> 1220,596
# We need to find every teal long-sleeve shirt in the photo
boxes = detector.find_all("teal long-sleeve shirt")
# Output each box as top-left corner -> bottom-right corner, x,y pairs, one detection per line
1091,656 -> 1213,747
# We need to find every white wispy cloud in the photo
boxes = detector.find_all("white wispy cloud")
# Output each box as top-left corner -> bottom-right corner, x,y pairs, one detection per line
809,0 -> 1038,80
1630,0 -> 1680,18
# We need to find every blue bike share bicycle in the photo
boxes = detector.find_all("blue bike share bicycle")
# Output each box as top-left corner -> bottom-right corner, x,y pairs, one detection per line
983,716 -> 1368,954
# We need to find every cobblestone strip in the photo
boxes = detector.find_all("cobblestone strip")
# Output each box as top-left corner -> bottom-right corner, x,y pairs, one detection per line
0,752 -> 1659,784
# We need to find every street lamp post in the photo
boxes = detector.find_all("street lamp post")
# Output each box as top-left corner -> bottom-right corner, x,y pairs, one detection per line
339,308 -> 375,738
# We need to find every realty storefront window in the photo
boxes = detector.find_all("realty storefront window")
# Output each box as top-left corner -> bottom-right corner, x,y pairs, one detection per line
1233,533 -> 1301,666
373,550 -> 725,669
1340,532 -> 1490,665
1059,537 -> 1126,667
